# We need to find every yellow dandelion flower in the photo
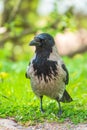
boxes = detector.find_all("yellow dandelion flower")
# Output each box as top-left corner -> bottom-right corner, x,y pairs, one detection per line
0,72 -> 9,79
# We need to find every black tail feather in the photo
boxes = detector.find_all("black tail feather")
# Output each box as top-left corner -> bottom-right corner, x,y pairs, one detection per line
61,90 -> 73,103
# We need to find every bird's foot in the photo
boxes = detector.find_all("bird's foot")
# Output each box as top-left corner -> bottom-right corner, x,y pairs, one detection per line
40,108 -> 45,113
58,110 -> 62,117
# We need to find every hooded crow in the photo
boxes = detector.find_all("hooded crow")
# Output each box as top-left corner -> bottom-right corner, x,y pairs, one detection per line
26,33 -> 72,116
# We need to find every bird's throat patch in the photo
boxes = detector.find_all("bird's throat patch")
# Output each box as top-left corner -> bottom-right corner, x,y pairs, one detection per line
33,59 -> 58,82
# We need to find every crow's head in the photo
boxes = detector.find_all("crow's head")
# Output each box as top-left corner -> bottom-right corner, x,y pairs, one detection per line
29,33 -> 55,52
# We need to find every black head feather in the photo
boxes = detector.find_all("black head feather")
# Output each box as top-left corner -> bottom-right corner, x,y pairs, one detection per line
30,33 -> 55,54
35,33 -> 55,46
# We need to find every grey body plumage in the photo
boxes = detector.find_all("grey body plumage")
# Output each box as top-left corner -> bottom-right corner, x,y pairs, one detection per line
26,33 -> 72,115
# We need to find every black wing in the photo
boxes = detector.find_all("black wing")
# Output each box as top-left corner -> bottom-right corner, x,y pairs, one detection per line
25,62 -> 31,79
61,64 -> 72,102
62,64 -> 69,85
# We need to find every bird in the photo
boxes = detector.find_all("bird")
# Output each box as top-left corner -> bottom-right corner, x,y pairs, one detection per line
25,33 -> 72,116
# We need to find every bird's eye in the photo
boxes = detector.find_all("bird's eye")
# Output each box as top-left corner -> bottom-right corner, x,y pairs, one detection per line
39,38 -> 46,43
44,39 -> 47,42
40,39 -> 43,42
41,39 -> 47,42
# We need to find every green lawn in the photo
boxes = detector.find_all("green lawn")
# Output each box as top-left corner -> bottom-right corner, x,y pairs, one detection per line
0,53 -> 87,125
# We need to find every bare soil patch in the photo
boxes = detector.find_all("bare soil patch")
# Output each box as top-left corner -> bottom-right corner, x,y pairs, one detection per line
0,118 -> 87,130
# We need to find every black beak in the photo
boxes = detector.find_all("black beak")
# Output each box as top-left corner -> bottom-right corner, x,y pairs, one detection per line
29,40 -> 40,46
29,37 -> 41,46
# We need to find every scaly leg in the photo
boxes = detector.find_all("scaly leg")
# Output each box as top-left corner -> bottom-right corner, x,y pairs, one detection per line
40,96 -> 44,113
56,98 -> 62,117
57,101 -> 62,116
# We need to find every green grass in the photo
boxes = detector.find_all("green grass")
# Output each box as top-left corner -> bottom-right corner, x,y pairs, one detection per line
0,53 -> 87,125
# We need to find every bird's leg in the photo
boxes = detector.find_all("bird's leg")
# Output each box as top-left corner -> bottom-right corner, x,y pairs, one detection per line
57,101 -> 62,117
40,96 -> 44,113
56,98 -> 62,117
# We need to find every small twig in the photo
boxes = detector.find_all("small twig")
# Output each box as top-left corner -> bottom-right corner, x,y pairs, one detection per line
8,0 -> 22,22
0,28 -> 37,47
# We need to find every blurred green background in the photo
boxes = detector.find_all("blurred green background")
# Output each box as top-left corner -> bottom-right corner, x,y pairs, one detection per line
0,0 -> 87,61
1,0 -> 87,61
0,0 -> 87,123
